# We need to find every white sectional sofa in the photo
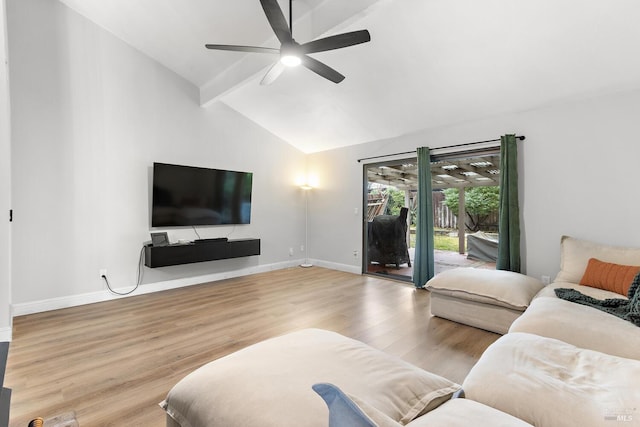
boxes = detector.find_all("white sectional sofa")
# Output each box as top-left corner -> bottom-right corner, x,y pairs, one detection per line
509,235 -> 640,359
160,235 -> 640,427
463,235 -> 640,426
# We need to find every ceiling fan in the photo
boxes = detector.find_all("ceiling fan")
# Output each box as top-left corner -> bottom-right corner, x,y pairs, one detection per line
205,0 -> 371,85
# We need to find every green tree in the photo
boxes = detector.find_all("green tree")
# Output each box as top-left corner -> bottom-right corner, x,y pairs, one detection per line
385,187 -> 406,216
442,186 -> 499,231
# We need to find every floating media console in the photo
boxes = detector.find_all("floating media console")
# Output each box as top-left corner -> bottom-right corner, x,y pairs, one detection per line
144,238 -> 260,268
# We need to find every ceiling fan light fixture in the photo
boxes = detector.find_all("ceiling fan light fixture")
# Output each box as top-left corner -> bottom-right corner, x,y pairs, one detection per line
280,53 -> 302,67
280,44 -> 302,67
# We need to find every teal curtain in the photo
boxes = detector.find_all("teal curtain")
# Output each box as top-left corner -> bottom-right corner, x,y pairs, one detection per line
497,134 -> 521,272
412,147 -> 435,288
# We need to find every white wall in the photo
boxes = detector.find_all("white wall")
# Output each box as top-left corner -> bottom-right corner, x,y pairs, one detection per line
7,0 -> 307,313
305,149 -> 364,273
0,0 -> 12,340
308,89 -> 640,283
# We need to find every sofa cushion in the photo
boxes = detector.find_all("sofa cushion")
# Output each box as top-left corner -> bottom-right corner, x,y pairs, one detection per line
406,398 -> 533,427
555,235 -> 640,287
579,258 -> 640,296
509,296 -> 640,359
463,332 -> 640,427
160,329 -> 460,427
534,281 -> 626,300
426,267 -> 543,310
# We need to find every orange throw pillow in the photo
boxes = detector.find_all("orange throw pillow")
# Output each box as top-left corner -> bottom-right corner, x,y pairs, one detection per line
579,258 -> 640,296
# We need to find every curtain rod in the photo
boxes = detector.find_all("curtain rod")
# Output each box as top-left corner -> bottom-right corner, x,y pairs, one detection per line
356,135 -> 526,163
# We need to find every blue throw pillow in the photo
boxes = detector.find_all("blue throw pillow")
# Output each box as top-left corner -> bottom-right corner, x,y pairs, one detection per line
312,383 -> 377,427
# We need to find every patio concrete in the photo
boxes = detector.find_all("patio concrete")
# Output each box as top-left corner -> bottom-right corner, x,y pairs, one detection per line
366,248 -> 495,280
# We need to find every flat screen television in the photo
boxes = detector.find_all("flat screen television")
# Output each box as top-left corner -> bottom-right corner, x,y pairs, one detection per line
151,162 -> 253,227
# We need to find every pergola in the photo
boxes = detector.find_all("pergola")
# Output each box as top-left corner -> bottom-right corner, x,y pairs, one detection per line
366,154 -> 501,190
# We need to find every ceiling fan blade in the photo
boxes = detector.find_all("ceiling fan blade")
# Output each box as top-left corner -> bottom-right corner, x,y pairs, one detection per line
260,0 -> 293,44
260,61 -> 286,85
300,30 -> 371,54
205,44 -> 279,54
301,55 -> 345,84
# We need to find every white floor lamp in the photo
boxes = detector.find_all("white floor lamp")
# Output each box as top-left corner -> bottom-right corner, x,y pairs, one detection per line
300,183 -> 313,268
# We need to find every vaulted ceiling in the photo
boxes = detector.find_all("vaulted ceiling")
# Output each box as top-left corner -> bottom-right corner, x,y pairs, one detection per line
57,0 -> 640,153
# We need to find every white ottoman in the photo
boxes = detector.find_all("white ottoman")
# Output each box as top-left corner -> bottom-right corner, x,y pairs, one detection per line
425,268 -> 544,334
160,329 -> 461,427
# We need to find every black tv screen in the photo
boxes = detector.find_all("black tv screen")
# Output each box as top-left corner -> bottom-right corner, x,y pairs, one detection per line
151,162 -> 253,227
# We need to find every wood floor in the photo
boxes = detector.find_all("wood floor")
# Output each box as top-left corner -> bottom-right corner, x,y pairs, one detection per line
5,267 -> 499,427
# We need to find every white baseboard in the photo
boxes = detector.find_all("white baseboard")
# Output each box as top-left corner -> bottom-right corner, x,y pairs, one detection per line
11,259 -> 304,317
0,327 -> 11,342
311,259 -> 361,275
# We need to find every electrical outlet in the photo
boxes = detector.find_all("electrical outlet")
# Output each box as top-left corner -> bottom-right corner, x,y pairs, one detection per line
99,269 -> 107,279
300,245 -> 305,252
541,275 -> 550,285
353,250 -> 358,258
289,247 -> 293,256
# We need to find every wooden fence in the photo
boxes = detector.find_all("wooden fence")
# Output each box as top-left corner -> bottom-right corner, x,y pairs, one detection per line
432,192 -> 498,231
367,191 -> 498,231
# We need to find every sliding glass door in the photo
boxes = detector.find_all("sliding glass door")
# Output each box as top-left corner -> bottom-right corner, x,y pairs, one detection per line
362,148 -> 501,282
363,158 -> 417,281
